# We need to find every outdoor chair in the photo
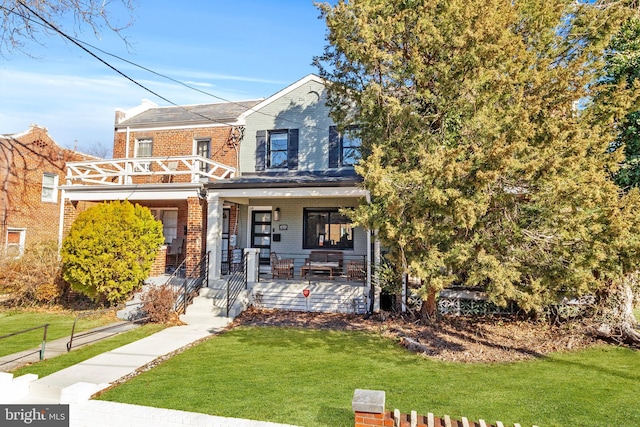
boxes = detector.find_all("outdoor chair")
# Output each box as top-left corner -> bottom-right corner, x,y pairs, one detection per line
347,260 -> 366,281
270,252 -> 294,279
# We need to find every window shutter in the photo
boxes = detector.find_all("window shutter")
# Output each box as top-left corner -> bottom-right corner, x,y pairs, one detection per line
255,130 -> 266,171
328,126 -> 339,168
288,129 -> 299,170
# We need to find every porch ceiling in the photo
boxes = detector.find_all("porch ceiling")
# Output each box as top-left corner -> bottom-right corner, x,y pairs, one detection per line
211,186 -> 368,201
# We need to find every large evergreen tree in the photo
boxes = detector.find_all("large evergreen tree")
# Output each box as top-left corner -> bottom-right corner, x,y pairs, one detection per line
605,18 -> 640,190
316,0 -> 640,340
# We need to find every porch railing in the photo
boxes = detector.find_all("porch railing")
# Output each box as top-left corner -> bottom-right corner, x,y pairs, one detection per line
66,155 -> 235,186
225,252 -> 248,317
174,252 -> 210,315
260,252 -> 368,284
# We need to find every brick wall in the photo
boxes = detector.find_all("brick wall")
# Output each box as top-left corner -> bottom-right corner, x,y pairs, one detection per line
113,126 -> 238,182
150,245 -> 167,276
352,389 -> 537,427
0,125 -> 94,251
185,196 -> 205,272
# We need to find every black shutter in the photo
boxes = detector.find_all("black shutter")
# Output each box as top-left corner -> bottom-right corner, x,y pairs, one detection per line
255,130 -> 266,171
288,129 -> 299,170
328,126 -> 339,168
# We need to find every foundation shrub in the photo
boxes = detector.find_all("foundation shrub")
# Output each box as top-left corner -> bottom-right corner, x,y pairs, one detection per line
141,284 -> 179,324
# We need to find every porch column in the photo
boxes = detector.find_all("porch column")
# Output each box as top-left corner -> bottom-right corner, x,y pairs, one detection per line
206,194 -> 223,281
244,248 -> 260,284
186,196 -> 205,274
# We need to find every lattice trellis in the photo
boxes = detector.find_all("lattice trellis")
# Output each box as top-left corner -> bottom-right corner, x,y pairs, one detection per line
438,294 -> 514,316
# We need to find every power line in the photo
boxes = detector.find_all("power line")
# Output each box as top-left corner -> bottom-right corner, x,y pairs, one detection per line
3,2 -> 323,131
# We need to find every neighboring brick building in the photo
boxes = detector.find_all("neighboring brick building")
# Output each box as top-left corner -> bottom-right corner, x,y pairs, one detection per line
62,99 -> 261,275
0,125 -> 95,256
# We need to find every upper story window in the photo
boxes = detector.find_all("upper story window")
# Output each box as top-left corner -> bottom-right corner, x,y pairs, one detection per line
41,173 -> 58,202
136,138 -> 153,157
255,129 -> 299,171
135,138 -> 153,172
268,131 -> 289,168
195,138 -> 210,172
329,126 -> 362,168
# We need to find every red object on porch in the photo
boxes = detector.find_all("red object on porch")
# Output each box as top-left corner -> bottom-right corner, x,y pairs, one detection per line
302,289 -> 310,298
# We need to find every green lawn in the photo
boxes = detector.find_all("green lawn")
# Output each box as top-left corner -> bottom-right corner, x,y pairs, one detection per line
97,326 -> 640,427
10,323 -> 165,378
0,309 -> 117,357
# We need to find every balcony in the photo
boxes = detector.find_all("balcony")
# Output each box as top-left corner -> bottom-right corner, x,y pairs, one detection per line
65,156 -> 236,186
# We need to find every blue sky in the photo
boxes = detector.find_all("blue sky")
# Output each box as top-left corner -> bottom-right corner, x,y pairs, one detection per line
0,0 -> 329,154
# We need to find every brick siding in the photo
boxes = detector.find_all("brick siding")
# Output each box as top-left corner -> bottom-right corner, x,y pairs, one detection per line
0,125 -> 94,252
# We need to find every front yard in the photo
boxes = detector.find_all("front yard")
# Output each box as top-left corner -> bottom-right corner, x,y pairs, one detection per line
97,317 -> 640,427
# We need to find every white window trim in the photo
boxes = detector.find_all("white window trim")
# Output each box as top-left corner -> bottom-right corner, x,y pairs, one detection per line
151,208 -> 179,244
135,138 -> 153,172
41,173 -> 59,203
6,228 -> 26,258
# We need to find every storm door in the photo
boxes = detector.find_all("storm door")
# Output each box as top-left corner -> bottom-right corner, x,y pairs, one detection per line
221,208 -> 230,274
251,211 -> 272,266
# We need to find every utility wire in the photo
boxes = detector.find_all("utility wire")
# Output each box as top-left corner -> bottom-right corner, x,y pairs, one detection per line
3,3 -> 321,131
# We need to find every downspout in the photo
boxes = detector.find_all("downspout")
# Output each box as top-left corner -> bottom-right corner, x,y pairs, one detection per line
125,126 -> 130,158
57,188 -> 66,257
125,127 -> 131,184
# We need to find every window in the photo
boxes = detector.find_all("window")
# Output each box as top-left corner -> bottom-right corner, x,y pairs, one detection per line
41,173 -> 58,202
136,138 -> 153,157
151,209 -> 178,244
341,131 -> 361,166
329,126 -> 361,168
6,228 -> 25,257
268,131 -> 289,168
303,208 -> 354,250
135,138 -> 153,172
196,139 -> 210,172
255,129 -> 298,171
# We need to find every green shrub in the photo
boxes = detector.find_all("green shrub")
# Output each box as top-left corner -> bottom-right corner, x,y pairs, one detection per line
61,201 -> 164,305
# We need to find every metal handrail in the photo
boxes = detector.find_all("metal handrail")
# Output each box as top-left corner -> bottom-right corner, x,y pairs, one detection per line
174,252 -> 210,314
66,307 -> 148,352
0,324 -> 49,365
226,252 -> 248,317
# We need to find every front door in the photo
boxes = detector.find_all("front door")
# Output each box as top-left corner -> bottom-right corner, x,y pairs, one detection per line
251,210 -> 272,266
221,208 -> 230,274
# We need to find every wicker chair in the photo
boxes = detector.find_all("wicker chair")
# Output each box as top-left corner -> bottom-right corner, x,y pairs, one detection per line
270,252 -> 294,279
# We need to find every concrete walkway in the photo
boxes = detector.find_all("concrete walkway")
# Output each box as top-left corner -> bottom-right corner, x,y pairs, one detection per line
1,307 -> 299,426
0,321 -> 141,372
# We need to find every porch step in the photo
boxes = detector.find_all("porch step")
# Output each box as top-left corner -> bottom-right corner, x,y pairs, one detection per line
251,282 -> 368,314
179,289 -> 248,324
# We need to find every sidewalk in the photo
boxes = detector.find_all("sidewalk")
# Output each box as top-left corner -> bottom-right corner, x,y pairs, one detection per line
7,319 -> 230,404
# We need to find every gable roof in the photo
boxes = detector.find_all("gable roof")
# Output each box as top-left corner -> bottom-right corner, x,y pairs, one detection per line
239,74 -> 326,120
115,100 -> 263,130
